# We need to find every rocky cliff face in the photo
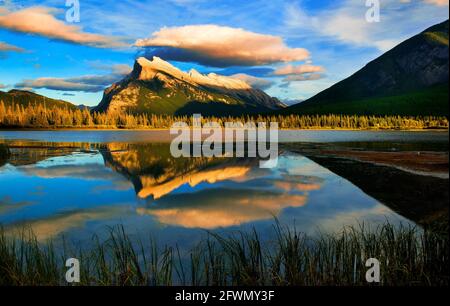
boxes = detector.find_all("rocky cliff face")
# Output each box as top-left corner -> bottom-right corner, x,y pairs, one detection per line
350,20 -> 449,96
95,57 -> 284,116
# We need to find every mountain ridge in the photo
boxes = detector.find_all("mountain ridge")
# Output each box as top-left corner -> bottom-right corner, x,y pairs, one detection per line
132,57 -> 252,90
0,89 -> 76,110
94,57 -> 285,116
2,20 -> 448,118
286,19 -> 449,116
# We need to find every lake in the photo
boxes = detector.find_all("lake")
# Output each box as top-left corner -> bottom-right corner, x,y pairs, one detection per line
0,130 -> 448,253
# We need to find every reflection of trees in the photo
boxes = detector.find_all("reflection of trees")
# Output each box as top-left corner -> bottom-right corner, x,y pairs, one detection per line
0,144 -> 9,167
304,154 -> 449,230
0,141 -> 93,166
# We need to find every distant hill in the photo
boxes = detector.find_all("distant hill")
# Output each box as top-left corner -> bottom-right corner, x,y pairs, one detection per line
94,57 -> 286,116
286,20 -> 449,116
0,89 -> 76,110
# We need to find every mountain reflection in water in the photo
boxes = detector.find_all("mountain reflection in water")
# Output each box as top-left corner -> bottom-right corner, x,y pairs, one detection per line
0,140 -> 411,243
101,143 -> 324,228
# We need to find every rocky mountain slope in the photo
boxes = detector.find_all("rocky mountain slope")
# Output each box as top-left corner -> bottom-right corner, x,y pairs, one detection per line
94,57 -> 285,116
286,20 -> 449,116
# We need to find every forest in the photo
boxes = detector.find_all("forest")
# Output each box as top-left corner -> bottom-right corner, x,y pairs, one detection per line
0,101 -> 448,130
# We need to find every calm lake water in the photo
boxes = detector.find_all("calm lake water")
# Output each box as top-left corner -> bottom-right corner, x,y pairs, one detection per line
0,130 -> 448,251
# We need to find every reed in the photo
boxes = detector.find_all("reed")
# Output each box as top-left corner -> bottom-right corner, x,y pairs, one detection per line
0,222 -> 447,286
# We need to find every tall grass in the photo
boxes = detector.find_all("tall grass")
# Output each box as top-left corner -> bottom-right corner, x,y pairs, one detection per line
0,222 -> 448,286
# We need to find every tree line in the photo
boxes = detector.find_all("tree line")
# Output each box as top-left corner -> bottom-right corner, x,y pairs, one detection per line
0,101 -> 448,130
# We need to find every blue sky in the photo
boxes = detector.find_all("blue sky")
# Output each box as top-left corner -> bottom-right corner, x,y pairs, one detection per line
0,0 -> 448,106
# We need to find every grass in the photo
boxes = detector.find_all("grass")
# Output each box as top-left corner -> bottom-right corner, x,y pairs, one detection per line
0,222 -> 448,286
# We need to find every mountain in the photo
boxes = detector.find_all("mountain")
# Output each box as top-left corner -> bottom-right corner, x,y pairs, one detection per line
101,143 -> 256,200
286,20 -> 449,116
94,57 -> 285,116
0,89 -> 76,110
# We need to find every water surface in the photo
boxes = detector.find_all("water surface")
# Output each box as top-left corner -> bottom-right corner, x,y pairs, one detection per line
0,129 -> 447,143
0,130 -> 447,251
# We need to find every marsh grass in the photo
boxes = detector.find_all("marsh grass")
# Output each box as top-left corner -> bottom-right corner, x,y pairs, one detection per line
0,222 -> 448,286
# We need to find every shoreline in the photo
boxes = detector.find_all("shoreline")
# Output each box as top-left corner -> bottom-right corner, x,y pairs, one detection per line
0,127 -> 449,132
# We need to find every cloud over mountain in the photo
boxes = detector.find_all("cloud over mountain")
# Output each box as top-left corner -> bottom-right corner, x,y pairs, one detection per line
272,63 -> 326,84
283,73 -> 325,82
15,64 -> 132,93
15,77 -> 105,93
230,74 -> 274,90
135,25 -> 310,67
274,64 -> 324,76
284,0 -> 449,52
0,6 -> 126,48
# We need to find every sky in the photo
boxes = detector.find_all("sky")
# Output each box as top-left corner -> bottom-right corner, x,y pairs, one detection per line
0,0 -> 449,106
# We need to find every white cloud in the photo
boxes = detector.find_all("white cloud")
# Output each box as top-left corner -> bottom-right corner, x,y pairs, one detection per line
274,64 -> 324,76
230,73 -> 274,90
271,63 -> 326,85
15,64 -> 131,93
135,24 -> 310,66
424,0 -> 449,6
399,0 -> 448,4
283,73 -> 325,82
15,77 -> 105,93
0,6 -> 127,48
111,64 -> 133,75
284,0 -> 449,51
